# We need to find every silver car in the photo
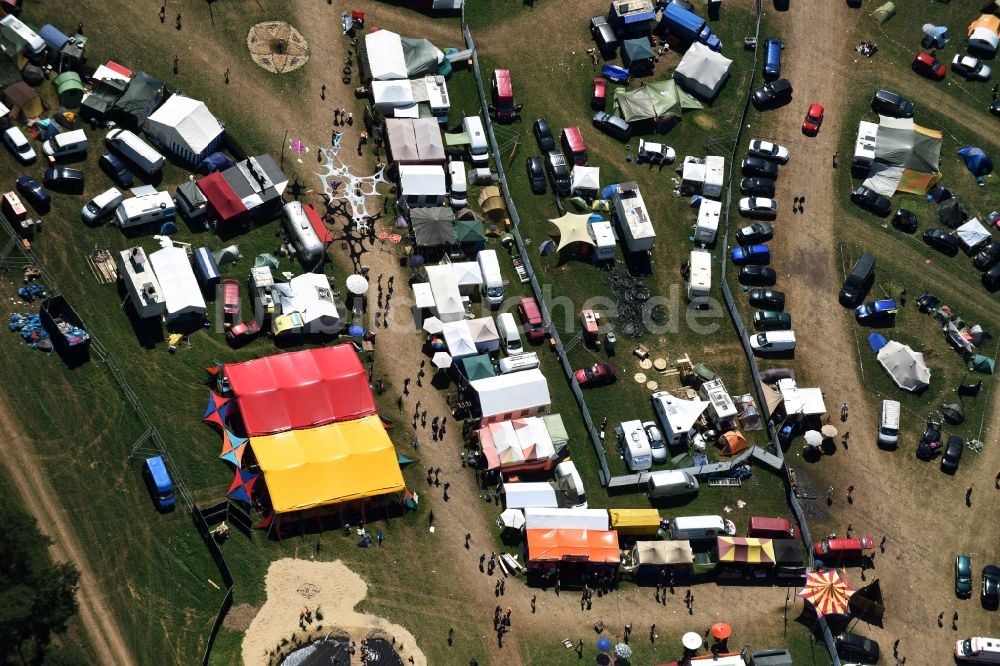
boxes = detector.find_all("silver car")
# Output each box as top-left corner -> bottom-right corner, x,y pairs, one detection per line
642,421 -> 667,463
952,55 -> 991,80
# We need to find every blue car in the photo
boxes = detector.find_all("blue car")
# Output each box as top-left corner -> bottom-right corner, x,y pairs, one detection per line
731,244 -> 771,265
855,299 -> 897,322
15,175 -> 51,213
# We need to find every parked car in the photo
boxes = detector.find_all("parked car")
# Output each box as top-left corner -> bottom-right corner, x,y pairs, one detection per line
941,435 -> 963,473
912,52 -> 946,80
739,265 -> 777,286
544,151 -> 570,195
738,197 -> 777,218
835,631 -> 880,663
973,240 -> 1000,271
221,278 -> 241,319
589,15 -> 619,55
916,421 -> 942,460
982,565 -> 1000,608
893,208 -> 918,233
533,118 -> 556,153
226,319 -> 261,346
592,111 -> 631,141
526,156 -> 546,194
753,310 -> 792,331
750,330 -> 796,354
748,139 -> 789,163
952,54 -> 991,81
748,288 -> 785,310
815,536 -> 875,559
15,175 -> 50,213
42,166 -> 85,193
956,555 -> 974,598
855,299 -> 897,322
740,177 -> 776,196
3,127 -> 36,163
751,78 -> 793,109
591,77 -> 608,110
100,153 -> 135,188
741,156 -> 779,178
731,244 -> 771,265
850,186 -> 891,216
574,362 -> 616,387
871,89 -> 914,118
518,296 -> 546,341
642,421 -> 667,463
923,228 -> 959,255
736,221 -> 774,245
797,104 -> 823,138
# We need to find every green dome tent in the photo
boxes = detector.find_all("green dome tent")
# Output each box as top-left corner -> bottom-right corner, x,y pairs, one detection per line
53,71 -> 84,108
872,2 -> 895,25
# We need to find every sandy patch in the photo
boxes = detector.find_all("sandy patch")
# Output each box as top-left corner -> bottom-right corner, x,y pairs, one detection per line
241,558 -> 425,666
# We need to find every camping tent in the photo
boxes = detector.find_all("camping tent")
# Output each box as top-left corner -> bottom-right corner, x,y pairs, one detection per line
148,244 -> 207,324
956,218 -> 991,254
871,2 -> 895,25
958,146 -> 993,177
613,79 -> 703,127
144,94 -> 225,164
52,71 -> 84,107
38,24 -> 69,52
717,536 -> 776,564
442,320 -> 478,359
479,416 -> 557,471
224,345 -> 376,436
971,354 -> 995,374
401,36 -> 445,77
471,369 -> 551,423
622,38 -> 655,73
80,77 -> 127,122
364,30 -> 408,80
968,15 -> 1000,54
467,316 -> 500,353
111,71 -> 166,128
717,431 -> 748,456
877,340 -> 931,392
937,198 -> 969,228
673,42 -> 733,101
461,354 -> 495,381
862,116 -> 943,196
550,212 -> 595,251
526,529 -> 620,563
410,207 -> 456,246
3,81 -> 41,119
922,24 -> 949,50
570,166 -> 600,198
525,508 -> 609,531
385,117 -> 446,165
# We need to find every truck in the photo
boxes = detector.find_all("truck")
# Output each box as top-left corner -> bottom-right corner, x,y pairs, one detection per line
694,198 -> 720,244
611,182 -> 656,252
686,249 -> 712,305
659,3 -> 721,51
39,295 -> 91,359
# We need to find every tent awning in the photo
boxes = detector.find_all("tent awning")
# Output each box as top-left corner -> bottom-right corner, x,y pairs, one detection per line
550,212 -> 595,251
479,416 -> 556,470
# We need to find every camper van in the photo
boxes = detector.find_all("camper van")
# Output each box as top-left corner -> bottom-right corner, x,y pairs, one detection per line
694,198 -> 721,244
281,201 -> 326,268
669,515 -> 733,541
498,352 -> 539,374
490,69 -> 516,122
42,129 -> 88,160
956,637 -> 1000,664
877,399 -> 900,446
497,312 -> 523,354
616,420 -> 653,472
114,192 -> 175,230
463,115 -> 489,165
105,128 -> 165,175
554,460 -> 588,509
0,15 -> 46,59
448,160 -> 468,207
142,455 -> 176,510
477,249 -> 504,307
81,187 -> 123,224
686,249 -> 712,305
646,470 -> 699,500
561,126 -> 588,166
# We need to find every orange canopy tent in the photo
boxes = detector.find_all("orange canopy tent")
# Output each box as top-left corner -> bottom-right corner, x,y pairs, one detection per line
526,528 -> 620,563
717,430 -> 748,455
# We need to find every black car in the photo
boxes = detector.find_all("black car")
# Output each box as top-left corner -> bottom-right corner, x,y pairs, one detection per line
923,228 -> 959,255
533,118 -> 555,153
751,78 -> 793,109
526,155 -> 546,194
983,565 -> 1000,608
589,15 -> 619,55
742,156 -> 779,178
748,288 -> 785,310
544,151 -> 570,195
893,208 -> 918,233
916,422 -> 942,460
835,631 -> 880,663
740,177 -> 776,196
850,186 -> 891,216
871,89 -> 915,118
738,265 -> 777,286
100,153 -> 135,188
15,175 -> 50,213
592,111 -> 631,141
992,99 -> 1000,118
941,435 -> 963,473
973,240 -> 1000,271
43,166 -> 85,193
736,222 -> 774,245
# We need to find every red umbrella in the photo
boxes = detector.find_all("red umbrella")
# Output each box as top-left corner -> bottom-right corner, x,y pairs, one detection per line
711,622 -> 732,640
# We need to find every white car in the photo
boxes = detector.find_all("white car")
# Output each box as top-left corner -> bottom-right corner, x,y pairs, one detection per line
748,139 -> 790,163
739,197 -> 778,218
750,330 -> 796,354
641,421 -> 667,463
3,127 -> 36,163
952,55 -> 991,80
637,138 -> 676,164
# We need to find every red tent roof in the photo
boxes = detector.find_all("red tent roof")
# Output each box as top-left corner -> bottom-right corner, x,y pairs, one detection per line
106,61 -> 133,77
526,529 -> 620,563
224,345 -> 376,436
197,171 -> 247,223
304,203 -> 332,244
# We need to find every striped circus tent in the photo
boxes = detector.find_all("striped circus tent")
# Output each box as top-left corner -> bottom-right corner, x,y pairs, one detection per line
798,569 -> 855,618
716,536 -> 775,564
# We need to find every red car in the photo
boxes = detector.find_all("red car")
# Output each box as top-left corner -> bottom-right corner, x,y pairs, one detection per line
574,363 -> 616,387
225,319 -> 260,346
518,296 -> 546,341
802,103 -> 824,135
591,77 -> 608,111
221,278 -> 241,318
814,535 -> 875,559
912,52 -> 946,80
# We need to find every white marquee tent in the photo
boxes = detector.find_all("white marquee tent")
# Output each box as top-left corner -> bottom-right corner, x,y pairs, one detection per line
524,508 -> 609,531
877,340 -> 931,392
673,42 -> 733,101
467,316 -> 500,353
471,369 -> 551,423
144,94 -> 224,164
442,320 -> 478,359
365,30 -> 408,80
148,243 -> 207,323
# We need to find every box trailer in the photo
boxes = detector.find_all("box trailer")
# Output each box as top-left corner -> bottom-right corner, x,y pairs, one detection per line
686,249 -> 712,304
611,182 -> 655,252
39,295 -> 90,358
694,198 -> 720,244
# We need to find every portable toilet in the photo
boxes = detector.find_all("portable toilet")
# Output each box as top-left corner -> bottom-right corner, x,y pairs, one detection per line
192,246 -> 221,291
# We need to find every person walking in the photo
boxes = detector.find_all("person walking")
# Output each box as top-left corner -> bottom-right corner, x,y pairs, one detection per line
530,595 -> 536,613
448,627 -> 454,645
465,532 -> 471,549
966,486 -> 973,506
832,152 -> 838,168
827,486 -> 834,505
224,68 -> 230,84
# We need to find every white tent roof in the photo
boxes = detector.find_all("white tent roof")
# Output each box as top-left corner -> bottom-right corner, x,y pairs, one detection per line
970,27 -> 999,51
371,80 -> 416,108
471,369 -> 551,419
145,94 -> 224,160
467,316 -> 500,352
92,64 -> 130,84
480,416 -> 555,466
634,540 -> 695,565
425,264 -> 465,322
451,261 -> 483,288
498,508 -> 526,530
570,166 -> 600,194
524,508 -> 609,531
673,42 -> 733,101
877,340 -> 931,392
366,30 -> 408,80
956,218 -> 991,253
442,320 -> 478,359
653,393 -> 709,437
503,482 -> 559,509
399,164 -> 447,197
148,244 -> 206,321
275,272 -> 340,327
775,378 -> 827,416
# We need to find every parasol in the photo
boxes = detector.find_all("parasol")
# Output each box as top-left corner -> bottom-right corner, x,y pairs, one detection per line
345,274 -> 369,295
711,623 -> 732,640
497,508 -> 525,530
432,351 -> 453,369
348,324 -> 365,337
803,430 -> 823,447
596,637 -> 612,653
798,569 -> 855,618
682,632 -> 702,650
821,424 -> 838,439
614,643 -> 632,659
422,316 -> 445,334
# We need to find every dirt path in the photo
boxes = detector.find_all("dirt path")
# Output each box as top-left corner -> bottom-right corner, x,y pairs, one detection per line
0,394 -> 135,666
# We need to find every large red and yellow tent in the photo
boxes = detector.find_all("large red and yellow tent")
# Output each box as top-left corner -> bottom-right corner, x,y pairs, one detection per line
798,568 -> 855,617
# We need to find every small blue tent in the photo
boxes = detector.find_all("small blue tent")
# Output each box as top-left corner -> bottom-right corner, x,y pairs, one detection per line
958,146 -> 993,177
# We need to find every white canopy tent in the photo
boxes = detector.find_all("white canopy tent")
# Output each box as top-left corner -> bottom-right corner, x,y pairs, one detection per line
467,316 -> 500,353
471,369 -> 551,423
570,166 -> 601,198
956,218 -> 991,254
776,378 -> 827,416
503,482 -> 560,509
451,261 -> 483,294
633,540 -> 695,566
371,80 -> 416,114
877,340 -> 931,392
148,243 -> 207,323
673,42 -> 732,101
524,508 -> 609,531
651,392 -> 709,445
144,94 -> 224,164
273,272 -> 340,331
365,30 -> 408,80
441,320 -> 478,359
424,264 -> 465,322
399,164 -> 447,207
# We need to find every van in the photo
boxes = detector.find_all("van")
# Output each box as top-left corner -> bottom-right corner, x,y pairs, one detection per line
839,252 -> 876,306
142,455 -> 176,510
477,249 -> 504,307
956,637 -> 1000,664
750,330 -> 796,354
448,160 -> 468,207
42,129 -> 88,159
646,469 -> 699,500
763,38 -> 783,80
497,312 -> 523,354
554,460 -> 587,509
463,115 -> 489,165
616,420 -> 653,472
105,128 -> 165,175
748,516 -> 796,539
0,15 -> 46,59
669,515 -> 731,541
490,69 -> 516,122
81,187 -> 124,224
561,126 -> 588,166
878,399 -> 900,446
281,201 -> 326,268
498,352 -> 539,374
589,15 -> 619,56
518,296 -> 545,341
114,191 -> 175,230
